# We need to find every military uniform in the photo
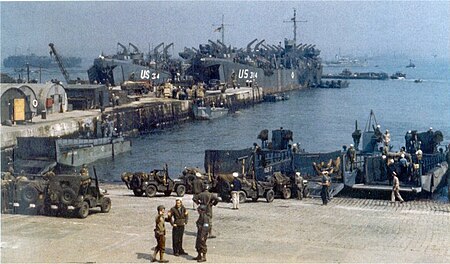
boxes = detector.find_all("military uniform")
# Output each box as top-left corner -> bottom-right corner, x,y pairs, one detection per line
168,202 -> 188,256
1,168 -> 15,213
231,175 -> 241,209
320,173 -> 330,205
194,205 -> 210,262
152,206 -> 169,263
391,173 -> 404,203
195,190 -> 219,238
293,173 -> 304,200
346,146 -> 356,171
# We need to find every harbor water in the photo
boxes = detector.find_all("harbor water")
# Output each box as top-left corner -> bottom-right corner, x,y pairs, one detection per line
90,57 -> 450,188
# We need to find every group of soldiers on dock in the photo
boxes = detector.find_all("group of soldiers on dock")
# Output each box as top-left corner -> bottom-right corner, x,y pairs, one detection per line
152,174 -> 218,263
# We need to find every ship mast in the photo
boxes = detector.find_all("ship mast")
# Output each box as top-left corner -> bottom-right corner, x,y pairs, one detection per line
283,8 -> 307,44
213,14 -> 231,44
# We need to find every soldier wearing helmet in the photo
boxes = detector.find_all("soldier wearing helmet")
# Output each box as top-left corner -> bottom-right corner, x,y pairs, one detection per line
151,205 -> 169,263
194,204 -> 210,262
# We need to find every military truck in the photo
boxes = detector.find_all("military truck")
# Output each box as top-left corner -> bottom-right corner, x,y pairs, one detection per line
215,174 -> 275,203
177,167 -> 212,194
268,172 -> 293,199
44,167 -> 111,218
122,165 -> 186,197
1,167 -> 110,218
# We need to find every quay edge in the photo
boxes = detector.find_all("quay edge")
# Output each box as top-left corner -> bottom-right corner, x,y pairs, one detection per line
1,86 -> 263,152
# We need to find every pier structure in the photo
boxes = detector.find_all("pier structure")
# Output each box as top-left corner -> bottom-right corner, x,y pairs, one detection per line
0,86 -> 263,151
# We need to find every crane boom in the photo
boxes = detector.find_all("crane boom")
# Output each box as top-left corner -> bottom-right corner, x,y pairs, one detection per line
49,43 -> 70,83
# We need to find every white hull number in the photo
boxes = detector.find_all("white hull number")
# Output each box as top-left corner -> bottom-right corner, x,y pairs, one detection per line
238,69 -> 258,79
140,70 -> 160,80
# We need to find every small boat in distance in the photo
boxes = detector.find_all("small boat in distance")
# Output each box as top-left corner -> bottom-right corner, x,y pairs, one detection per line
193,102 -> 229,120
414,79 -> 423,83
263,93 -> 290,102
390,72 -> 406,80
406,59 -> 416,68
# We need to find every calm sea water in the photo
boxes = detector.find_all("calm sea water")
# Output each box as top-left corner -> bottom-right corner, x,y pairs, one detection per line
4,57 -> 449,186
91,57 -> 450,184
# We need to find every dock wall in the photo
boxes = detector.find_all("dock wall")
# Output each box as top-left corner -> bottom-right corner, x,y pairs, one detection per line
1,87 -> 264,152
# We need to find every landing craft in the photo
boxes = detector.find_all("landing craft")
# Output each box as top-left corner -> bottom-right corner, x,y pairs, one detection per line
343,111 -> 448,195
181,10 -> 323,93
87,42 -> 174,86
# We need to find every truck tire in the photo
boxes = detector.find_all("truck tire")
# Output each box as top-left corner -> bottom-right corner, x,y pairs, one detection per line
239,191 -> 247,203
176,185 -> 186,197
133,189 -> 144,197
100,197 -> 111,213
49,191 -> 59,202
265,190 -> 275,203
77,201 -> 90,218
22,185 -> 38,203
61,188 -> 77,205
145,185 -> 157,197
282,188 -> 291,199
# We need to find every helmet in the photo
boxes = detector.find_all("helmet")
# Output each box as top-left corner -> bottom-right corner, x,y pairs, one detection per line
195,172 -> 202,177
232,172 -> 239,177
295,172 -> 301,176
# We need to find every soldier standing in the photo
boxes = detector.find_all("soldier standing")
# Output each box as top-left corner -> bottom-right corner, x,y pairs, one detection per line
1,166 -> 15,213
320,171 -> 330,205
194,187 -> 219,238
383,129 -> 391,149
152,205 -> 169,263
346,144 -> 356,171
391,172 -> 404,203
293,172 -> 304,200
194,205 -> 210,262
230,172 -> 241,209
399,154 -> 409,181
167,198 -> 188,256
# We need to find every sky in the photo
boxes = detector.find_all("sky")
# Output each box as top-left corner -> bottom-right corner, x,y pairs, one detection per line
0,1 -> 449,62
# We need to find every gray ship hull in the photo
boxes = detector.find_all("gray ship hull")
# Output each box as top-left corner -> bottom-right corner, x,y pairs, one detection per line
198,58 -> 322,93
56,137 -> 132,167
88,57 -> 171,86
14,136 -> 131,171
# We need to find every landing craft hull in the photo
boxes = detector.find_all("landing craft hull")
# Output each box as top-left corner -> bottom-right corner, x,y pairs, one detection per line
88,57 -> 171,86
193,105 -> 229,120
194,58 -> 322,93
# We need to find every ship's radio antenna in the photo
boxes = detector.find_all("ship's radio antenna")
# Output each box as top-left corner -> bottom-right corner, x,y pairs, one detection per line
283,8 -> 307,44
213,14 -> 232,45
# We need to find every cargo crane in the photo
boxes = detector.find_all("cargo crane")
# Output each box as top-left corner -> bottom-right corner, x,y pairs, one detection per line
48,43 -> 70,84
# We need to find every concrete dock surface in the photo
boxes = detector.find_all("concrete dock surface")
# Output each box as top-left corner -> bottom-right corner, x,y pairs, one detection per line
2,184 -> 449,263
